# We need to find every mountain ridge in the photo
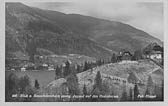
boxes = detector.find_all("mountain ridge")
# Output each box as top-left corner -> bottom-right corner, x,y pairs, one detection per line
5,3 -> 162,60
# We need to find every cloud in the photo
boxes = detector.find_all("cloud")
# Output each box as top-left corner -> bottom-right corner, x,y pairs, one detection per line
24,2 -> 163,41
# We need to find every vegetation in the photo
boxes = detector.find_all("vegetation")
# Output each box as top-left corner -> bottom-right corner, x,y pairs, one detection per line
66,72 -> 79,95
34,79 -> 40,89
129,88 -> 133,101
6,73 -> 35,102
111,53 -> 117,63
132,49 -> 143,60
83,84 -> 87,95
121,87 -> 128,101
94,71 -> 102,90
134,84 -> 140,101
64,61 -> 71,77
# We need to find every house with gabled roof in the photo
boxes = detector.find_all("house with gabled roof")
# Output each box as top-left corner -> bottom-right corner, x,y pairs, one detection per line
117,50 -> 133,62
150,45 -> 163,60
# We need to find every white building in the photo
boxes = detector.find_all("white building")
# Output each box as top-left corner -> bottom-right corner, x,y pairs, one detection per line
21,67 -> 26,71
150,51 -> 162,60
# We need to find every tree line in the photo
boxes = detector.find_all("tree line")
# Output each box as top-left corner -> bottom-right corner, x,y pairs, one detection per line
5,73 -> 40,102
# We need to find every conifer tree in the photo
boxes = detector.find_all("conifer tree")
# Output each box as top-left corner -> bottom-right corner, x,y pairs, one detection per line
111,53 -> 117,63
5,73 -> 19,101
147,75 -> 154,87
34,79 -> 40,89
94,71 -> 102,89
145,87 -> 150,96
64,61 -> 70,76
19,75 -> 31,93
83,61 -> 88,71
76,64 -> 81,73
121,86 -> 127,101
67,72 -> 79,95
129,88 -> 133,101
134,84 -> 139,101
83,84 -> 87,95
55,66 -> 60,79
146,75 -> 154,95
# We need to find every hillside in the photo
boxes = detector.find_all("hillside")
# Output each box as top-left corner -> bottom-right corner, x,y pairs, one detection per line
46,60 -> 163,98
5,3 -> 162,61
41,54 -> 96,66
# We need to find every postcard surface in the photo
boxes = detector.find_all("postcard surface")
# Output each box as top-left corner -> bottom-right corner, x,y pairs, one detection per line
1,0 -> 167,104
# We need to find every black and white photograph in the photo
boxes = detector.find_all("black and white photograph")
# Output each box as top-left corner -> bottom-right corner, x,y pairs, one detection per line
3,0 -> 166,103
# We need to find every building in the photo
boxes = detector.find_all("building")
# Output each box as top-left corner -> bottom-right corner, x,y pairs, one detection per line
21,67 -> 26,71
150,45 -> 163,60
121,51 -> 133,61
117,50 -> 133,62
150,51 -> 162,60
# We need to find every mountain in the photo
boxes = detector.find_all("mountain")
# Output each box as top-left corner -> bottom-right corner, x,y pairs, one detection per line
5,3 -> 162,61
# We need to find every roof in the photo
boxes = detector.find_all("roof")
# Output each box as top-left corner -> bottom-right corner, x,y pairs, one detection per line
117,50 -> 132,57
151,51 -> 162,54
122,51 -> 132,56
153,45 -> 163,52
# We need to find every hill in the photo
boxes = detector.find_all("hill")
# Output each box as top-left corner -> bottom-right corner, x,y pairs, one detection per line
46,60 -> 163,98
5,3 -> 162,61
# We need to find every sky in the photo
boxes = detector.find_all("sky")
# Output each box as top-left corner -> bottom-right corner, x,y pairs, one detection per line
23,1 -> 163,41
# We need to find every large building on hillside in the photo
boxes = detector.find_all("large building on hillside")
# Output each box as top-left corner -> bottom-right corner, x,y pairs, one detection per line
117,50 -> 133,62
145,45 -> 163,64
150,45 -> 163,60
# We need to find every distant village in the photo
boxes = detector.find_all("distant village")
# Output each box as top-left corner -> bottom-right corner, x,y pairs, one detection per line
5,42 -> 163,72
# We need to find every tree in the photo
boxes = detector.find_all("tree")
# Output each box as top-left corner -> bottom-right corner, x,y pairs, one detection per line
83,61 -> 89,71
76,65 -> 81,73
143,43 -> 157,56
145,85 -> 155,101
111,53 -> 117,63
64,61 -> 71,76
6,74 -> 35,102
157,80 -> 164,101
55,66 -> 61,79
66,72 -> 79,95
60,65 -> 64,77
101,81 -> 110,95
127,72 -> 138,84
146,75 -> 154,95
147,75 -> 154,87
145,87 -> 150,96
94,71 -> 102,89
133,50 -> 143,60
92,71 -> 103,96
70,65 -> 77,74
34,79 -> 40,89
121,88 -> 128,101
129,88 -> 133,101
134,84 -> 139,101
96,59 -> 103,66
18,75 -> 31,94
24,86 -> 35,101
83,84 -> 87,95
5,73 -> 19,101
